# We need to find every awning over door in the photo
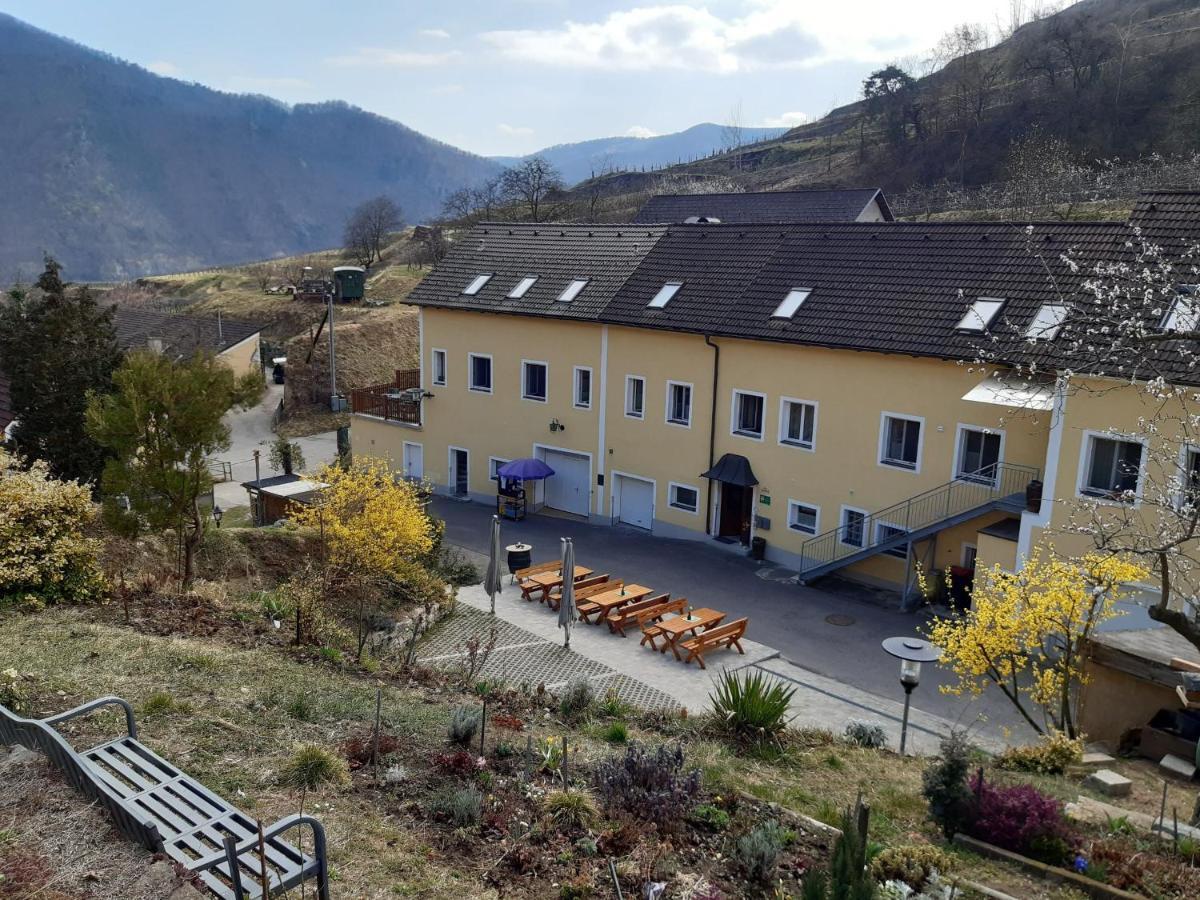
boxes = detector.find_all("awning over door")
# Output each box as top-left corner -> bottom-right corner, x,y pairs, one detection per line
701,453 -> 759,486
962,375 -> 1054,411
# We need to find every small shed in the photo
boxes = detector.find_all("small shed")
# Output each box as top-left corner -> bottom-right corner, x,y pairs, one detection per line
332,266 -> 365,302
241,474 -> 328,525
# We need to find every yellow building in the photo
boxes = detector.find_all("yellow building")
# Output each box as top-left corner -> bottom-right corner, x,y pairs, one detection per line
112,308 -> 262,376
353,190 -> 1200,607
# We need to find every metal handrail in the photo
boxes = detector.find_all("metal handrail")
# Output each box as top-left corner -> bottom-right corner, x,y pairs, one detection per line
798,462 -> 1039,575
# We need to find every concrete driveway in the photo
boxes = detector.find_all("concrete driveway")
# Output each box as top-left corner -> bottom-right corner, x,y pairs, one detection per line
432,496 -> 1035,745
210,378 -> 339,509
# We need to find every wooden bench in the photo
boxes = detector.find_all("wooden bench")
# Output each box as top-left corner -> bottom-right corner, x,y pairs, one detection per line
516,562 -> 561,601
680,618 -> 749,669
0,697 -> 329,900
559,579 -> 621,615
609,596 -> 682,637
547,573 -> 609,609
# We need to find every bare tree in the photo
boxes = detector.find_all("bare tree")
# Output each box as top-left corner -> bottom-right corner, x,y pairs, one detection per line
721,101 -> 745,171
471,176 -> 503,219
344,196 -> 404,268
499,157 -> 564,222
441,188 -> 475,223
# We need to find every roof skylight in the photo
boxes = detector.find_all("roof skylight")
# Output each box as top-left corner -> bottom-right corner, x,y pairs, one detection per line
557,279 -> 589,303
1025,304 -> 1069,340
508,276 -> 538,299
1163,286 -> 1200,332
956,297 -> 1005,332
647,282 -> 682,309
462,274 -> 492,295
771,288 -> 811,319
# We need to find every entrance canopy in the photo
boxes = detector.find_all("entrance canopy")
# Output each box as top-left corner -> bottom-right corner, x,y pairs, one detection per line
701,453 -> 759,486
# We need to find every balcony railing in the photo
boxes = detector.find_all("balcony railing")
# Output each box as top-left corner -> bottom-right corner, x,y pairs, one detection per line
350,368 -> 422,424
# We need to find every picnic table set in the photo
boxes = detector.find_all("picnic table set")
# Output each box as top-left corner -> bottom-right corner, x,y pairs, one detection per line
511,558 -> 748,669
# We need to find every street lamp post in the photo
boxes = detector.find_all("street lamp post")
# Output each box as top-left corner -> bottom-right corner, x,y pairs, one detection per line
881,636 -> 942,756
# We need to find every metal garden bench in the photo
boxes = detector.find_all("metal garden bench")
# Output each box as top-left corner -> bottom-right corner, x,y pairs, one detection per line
0,696 -> 329,899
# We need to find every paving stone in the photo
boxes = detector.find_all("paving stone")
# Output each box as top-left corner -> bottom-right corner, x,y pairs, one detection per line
1081,751 -> 1116,767
1159,753 -> 1197,780
1084,768 -> 1133,797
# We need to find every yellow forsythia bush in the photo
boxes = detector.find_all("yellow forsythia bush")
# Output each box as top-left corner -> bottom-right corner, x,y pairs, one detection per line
996,731 -> 1084,775
0,450 -> 106,607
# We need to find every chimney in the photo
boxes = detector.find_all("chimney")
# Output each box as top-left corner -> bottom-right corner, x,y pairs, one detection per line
147,338 -> 164,354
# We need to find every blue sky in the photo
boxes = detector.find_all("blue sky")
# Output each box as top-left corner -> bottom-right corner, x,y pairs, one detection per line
4,0 -> 1016,156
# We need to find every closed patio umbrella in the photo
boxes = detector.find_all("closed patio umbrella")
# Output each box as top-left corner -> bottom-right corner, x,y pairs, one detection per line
557,537 -> 576,649
485,514 -> 502,615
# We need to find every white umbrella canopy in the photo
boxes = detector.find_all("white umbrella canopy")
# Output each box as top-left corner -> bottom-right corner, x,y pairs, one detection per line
557,537 -> 575,649
485,515 -> 503,615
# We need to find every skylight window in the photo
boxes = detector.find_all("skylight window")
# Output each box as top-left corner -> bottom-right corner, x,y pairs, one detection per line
462,274 -> 492,295
508,276 -> 538,299
1163,286 -> 1200,333
772,288 -> 811,319
557,279 -> 589,303
956,297 -> 1005,332
647,282 -> 682,309
1025,304 -> 1069,341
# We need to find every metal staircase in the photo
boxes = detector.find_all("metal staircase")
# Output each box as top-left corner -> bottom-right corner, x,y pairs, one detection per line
797,463 -> 1039,582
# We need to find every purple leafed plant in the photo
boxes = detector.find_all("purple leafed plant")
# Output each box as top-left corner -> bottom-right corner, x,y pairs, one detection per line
968,773 -> 1077,865
592,742 -> 701,825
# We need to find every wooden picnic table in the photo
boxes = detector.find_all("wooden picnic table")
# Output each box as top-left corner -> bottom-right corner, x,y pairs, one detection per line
526,566 -> 593,602
648,608 -> 726,660
581,584 -> 652,623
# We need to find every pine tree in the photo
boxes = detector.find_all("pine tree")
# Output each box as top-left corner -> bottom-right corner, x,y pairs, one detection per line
0,256 -> 121,485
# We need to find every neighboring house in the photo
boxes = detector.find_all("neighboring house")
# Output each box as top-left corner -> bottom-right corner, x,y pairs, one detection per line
632,188 -> 893,224
112,308 -> 262,376
350,191 -> 1200,607
241,474 -> 328,526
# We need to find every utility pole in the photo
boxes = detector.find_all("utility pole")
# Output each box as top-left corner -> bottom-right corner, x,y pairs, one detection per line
327,289 -> 338,410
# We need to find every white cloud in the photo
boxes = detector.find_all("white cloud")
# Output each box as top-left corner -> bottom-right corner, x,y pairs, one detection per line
497,123 -> 534,137
146,60 -> 180,77
763,111 -> 810,128
624,125 -> 658,138
325,47 -> 460,68
420,28 -> 451,39
480,1 -> 1006,73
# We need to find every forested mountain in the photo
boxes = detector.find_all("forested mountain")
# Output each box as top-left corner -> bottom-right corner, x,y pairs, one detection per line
0,13 -> 500,280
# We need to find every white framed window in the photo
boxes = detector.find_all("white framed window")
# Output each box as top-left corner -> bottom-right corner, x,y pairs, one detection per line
731,389 -> 766,440
488,456 -> 511,482
557,279 -> 589,303
468,353 -> 492,393
956,297 -> 1005,332
573,366 -> 592,409
665,381 -> 693,427
772,288 -> 810,319
507,275 -> 538,299
1178,444 -> 1200,510
1025,304 -> 1069,340
1078,431 -> 1144,502
787,500 -> 820,535
521,360 -> 548,402
648,281 -> 683,309
625,376 -> 645,419
431,348 -> 447,386
879,412 -> 923,472
954,424 -> 1004,484
668,482 -> 700,514
875,521 -> 910,559
840,507 -> 867,548
462,273 -> 492,295
779,397 -> 817,450
1163,286 -> 1200,332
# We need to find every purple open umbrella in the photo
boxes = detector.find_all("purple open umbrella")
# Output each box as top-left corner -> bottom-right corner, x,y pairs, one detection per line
497,457 -> 556,480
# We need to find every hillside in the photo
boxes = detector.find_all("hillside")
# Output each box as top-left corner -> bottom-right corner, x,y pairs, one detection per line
0,13 -> 500,281
494,123 -> 787,186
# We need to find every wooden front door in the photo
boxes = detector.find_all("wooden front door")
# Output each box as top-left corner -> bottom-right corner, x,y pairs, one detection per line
718,483 -> 753,543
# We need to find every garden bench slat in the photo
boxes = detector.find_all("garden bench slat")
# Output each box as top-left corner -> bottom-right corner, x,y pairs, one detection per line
680,618 -> 749,669
86,745 -> 162,795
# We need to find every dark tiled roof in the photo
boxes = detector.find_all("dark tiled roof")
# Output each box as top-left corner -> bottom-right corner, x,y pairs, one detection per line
0,371 -> 11,430
1130,191 -> 1200,249
112,308 -> 260,359
632,189 -> 892,224
406,224 -> 666,320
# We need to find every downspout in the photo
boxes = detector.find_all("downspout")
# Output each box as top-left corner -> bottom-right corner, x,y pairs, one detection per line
704,335 -> 720,535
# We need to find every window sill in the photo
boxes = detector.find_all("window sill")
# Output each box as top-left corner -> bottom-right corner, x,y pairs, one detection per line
469,387 -> 492,394
781,439 -> 815,451
880,459 -> 918,471
733,430 -> 764,440
667,418 -> 691,427
669,504 -> 698,514
788,526 -> 816,535
522,396 -> 548,403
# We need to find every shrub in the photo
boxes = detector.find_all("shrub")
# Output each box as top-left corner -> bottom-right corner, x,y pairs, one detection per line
431,784 -> 483,827
448,705 -> 481,747
736,820 -> 795,885
710,668 -> 795,745
843,721 -> 888,749
603,721 -> 628,744
279,745 -> 350,792
802,809 -> 875,899
434,750 -> 486,777
995,732 -> 1083,775
592,743 -> 701,823
597,687 -> 631,719
690,803 -> 731,831
870,845 -> 955,892
340,732 -> 402,770
1,668 -> 30,712
543,790 -> 599,829
559,675 -> 595,720
968,773 -> 1077,864
922,731 -> 975,839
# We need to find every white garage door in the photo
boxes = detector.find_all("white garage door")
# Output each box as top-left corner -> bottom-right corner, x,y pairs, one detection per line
616,475 -> 655,530
542,450 -> 591,517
